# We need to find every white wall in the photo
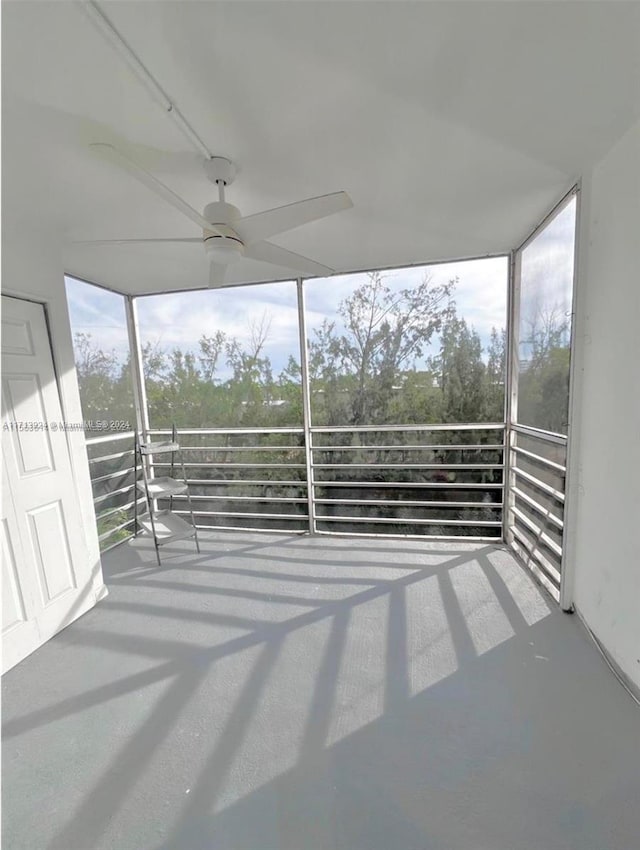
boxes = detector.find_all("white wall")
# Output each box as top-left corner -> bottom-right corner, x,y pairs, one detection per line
569,119 -> 640,691
2,225 -> 107,611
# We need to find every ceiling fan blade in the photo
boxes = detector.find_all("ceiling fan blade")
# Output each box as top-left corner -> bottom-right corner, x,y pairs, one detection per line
209,263 -> 227,288
90,143 -> 222,235
71,238 -> 202,246
233,191 -> 353,245
244,241 -> 334,277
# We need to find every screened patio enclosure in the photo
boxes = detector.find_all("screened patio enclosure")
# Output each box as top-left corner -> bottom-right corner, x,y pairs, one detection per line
73,187 -> 578,606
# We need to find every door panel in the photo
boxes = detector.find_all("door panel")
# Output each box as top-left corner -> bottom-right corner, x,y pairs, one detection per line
3,374 -> 55,474
2,517 -> 28,630
2,296 -> 97,672
27,500 -> 77,603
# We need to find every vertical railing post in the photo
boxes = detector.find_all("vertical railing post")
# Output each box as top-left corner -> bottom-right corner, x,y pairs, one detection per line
296,279 -> 316,534
503,249 -> 520,546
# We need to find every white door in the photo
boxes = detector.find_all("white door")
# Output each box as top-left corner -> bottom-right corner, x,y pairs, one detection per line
2,296 -> 94,672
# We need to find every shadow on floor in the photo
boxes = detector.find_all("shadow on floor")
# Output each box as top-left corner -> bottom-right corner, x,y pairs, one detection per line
2,533 -> 639,850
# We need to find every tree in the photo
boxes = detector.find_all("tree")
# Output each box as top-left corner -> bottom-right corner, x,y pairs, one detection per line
432,314 -> 488,424
309,271 -> 454,425
71,279 -> 510,544
198,331 -> 227,383
73,333 -> 134,427
518,307 -> 571,433
484,327 -> 506,422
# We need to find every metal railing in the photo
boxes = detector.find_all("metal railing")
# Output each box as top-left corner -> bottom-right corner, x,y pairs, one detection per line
85,422 -> 572,599
147,427 -> 309,534
86,424 -> 590,555
86,431 -> 143,551
506,423 -> 567,600
139,423 -> 505,540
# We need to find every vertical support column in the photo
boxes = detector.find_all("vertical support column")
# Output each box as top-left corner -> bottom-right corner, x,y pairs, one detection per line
296,279 -> 316,534
503,249 -> 521,546
125,295 -> 152,523
560,181 -> 585,612
124,295 -> 150,439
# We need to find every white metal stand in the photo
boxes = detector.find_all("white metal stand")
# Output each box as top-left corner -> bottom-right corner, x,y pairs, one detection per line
135,425 -> 200,565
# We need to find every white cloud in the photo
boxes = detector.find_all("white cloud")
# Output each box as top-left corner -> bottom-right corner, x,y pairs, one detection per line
136,281 -> 301,375
65,276 -> 130,360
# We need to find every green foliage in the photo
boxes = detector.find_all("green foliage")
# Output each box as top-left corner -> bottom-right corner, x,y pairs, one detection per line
518,308 -> 571,434
96,509 -> 131,551
308,271 -> 454,425
72,275 -> 518,540
72,274 -> 574,540
73,332 -> 135,426
73,274 -> 513,432
140,314 -> 302,430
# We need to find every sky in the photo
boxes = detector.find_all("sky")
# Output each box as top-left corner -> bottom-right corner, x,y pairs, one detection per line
66,193 -> 577,383
518,195 -> 576,359
65,276 -> 131,360
67,198 -> 578,381
65,254 -> 509,380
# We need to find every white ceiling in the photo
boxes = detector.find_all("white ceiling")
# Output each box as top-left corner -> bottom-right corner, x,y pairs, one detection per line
3,1 -> 640,295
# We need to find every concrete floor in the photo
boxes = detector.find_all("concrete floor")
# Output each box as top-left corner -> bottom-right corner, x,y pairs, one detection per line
2,532 -> 639,850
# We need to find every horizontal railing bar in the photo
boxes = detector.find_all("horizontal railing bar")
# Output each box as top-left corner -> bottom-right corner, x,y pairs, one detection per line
315,529 -> 501,543
89,449 -> 135,464
311,423 -> 505,434
312,463 -> 504,470
167,494 -> 308,504
91,467 -> 136,485
512,487 -> 564,530
512,506 -> 563,558
511,530 -> 561,598
511,526 -> 563,579
149,427 -> 304,436
98,517 -> 136,542
312,514 -> 502,527
178,445 -> 303,453
184,479 -> 307,487
311,444 -> 505,452
93,483 -> 137,504
96,496 -> 146,521
511,521 -> 562,566
191,524 -> 305,534
148,425 -> 504,437
512,423 -> 567,446
100,532 -> 135,553
511,523 -> 562,577
153,462 -> 306,469
512,446 -> 566,474
314,498 -> 503,509
313,480 -> 504,489
85,431 -> 136,446
173,509 -> 307,521
512,467 -> 565,502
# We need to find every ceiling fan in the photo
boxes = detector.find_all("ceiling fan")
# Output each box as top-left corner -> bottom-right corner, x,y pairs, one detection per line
78,144 -> 353,287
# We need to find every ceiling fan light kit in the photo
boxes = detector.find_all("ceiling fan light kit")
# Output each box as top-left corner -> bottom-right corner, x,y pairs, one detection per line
203,234 -> 244,265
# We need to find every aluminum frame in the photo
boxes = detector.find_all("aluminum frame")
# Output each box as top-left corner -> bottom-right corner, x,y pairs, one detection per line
559,180 -> 584,611
507,184 -> 580,606
296,279 -> 316,533
79,253 -> 518,547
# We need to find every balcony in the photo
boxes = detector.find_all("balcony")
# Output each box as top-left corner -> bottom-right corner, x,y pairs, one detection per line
4,531 -> 640,849
3,4 -> 639,848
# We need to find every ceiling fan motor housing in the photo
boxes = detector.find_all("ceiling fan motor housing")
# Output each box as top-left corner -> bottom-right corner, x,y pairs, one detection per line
203,201 -> 241,226
203,202 -> 244,264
